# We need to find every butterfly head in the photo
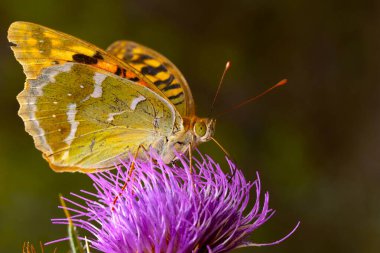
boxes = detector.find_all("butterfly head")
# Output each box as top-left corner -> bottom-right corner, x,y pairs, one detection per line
193,117 -> 216,144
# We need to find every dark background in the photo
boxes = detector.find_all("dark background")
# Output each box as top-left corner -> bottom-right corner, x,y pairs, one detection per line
0,0 -> 379,252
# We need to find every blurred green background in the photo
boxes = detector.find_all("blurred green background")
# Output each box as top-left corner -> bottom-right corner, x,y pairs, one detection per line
1,0 -> 379,252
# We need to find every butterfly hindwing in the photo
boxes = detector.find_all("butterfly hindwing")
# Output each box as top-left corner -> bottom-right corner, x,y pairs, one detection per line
107,40 -> 195,116
17,62 -> 182,172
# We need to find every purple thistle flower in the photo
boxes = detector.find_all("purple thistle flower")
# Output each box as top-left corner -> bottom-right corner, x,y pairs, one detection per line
51,151 -> 299,253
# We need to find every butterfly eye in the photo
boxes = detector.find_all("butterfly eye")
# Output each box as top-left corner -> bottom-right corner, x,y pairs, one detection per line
194,121 -> 207,137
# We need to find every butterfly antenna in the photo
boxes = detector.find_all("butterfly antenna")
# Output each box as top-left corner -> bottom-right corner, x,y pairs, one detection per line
216,78 -> 287,118
209,61 -> 231,117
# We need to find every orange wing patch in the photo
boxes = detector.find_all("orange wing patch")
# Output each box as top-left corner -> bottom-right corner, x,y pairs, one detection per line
7,22 -> 157,91
107,40 -> 195,117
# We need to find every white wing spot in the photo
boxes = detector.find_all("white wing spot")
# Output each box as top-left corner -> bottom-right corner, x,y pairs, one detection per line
130,95 -> 146,111
29,63 -> 74,96
64,103 -> 79,146
46,63 -> 73,83
107,110 -> 128,122
91,73 -> 106,98
81,96 -> 90,103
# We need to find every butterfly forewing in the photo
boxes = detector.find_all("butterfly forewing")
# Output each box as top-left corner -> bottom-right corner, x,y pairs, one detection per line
7,22 -> 166,97
17,62 -> 182,172
107,40 -> 195,117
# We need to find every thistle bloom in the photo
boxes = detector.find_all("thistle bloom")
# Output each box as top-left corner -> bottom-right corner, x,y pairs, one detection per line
51,151 -> 298,253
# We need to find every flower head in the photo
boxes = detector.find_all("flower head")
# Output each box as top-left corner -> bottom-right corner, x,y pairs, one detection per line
52,151 -> 298,253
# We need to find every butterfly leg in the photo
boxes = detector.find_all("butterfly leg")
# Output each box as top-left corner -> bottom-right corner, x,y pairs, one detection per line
112,145 -> 148,209
188,145 -> 193,174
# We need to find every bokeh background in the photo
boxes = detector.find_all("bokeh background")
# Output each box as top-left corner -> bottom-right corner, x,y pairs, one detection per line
0,0 -> 379,252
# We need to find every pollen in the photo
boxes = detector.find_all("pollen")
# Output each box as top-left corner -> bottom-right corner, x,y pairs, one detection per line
52,114 -> 56,118
68,93 -> 72,96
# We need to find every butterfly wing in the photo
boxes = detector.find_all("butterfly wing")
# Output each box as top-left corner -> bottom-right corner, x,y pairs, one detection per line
17,62 -> 182,172
7,21 -> 166,97
107,40 -> 195,117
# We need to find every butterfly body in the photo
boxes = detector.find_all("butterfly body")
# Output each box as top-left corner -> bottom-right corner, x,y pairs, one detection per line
8,22 -> 215,172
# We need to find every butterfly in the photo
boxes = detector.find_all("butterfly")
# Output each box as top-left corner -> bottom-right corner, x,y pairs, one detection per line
8,21 -> 216,173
